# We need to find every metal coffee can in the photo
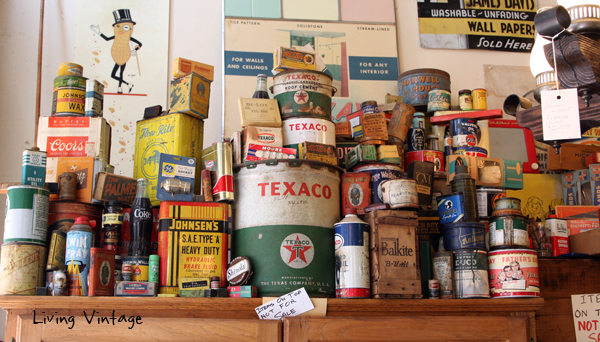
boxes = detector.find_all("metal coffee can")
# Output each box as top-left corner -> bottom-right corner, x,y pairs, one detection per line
22,148 -> 47,187
59,172 -> 78,201
472,88 -> 487,110
52,270 -> 68,296
428,279 -> 440,299
427,89 -> 451,112
334,214 -> 370,298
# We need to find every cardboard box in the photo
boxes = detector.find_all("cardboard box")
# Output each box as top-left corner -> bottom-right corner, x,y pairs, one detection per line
37,116 -> 111,162
298,141 -> 337,165
169,72 -> 211,120
567,219 -> 599,235
115,281 -> 156,297
555,205 -> 599,220
548,143 -> 600,171
335,122 -> 352,139
569,228 -> 600,255
172,57 -> 214,81
156,154 -> 196,202
241,126 -> 283,161
407,161 -> 434,207
46,157 -> 108,203
345,144 -> 377,170
589,164 -> 600,205
227,285 -> 258,298
336,141 -> 359,169
562,171 -> 579,206
377,145 -> 401,164
243,144 -> 296,162
134,113 -> 204,206
446,155 -> 523,189
273,47 -> 315,72
93,172 -> 137,205
238,98 -> 281,128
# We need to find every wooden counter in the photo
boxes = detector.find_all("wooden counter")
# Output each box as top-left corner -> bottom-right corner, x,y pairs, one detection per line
0,297 -> 544,341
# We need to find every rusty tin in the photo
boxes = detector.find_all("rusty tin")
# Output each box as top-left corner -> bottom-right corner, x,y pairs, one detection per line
342,172 -> 372,215
59,172 -> 78,201
398,68 -> 451,108
0,242 -> 47,295
88,248 -> 115,296
46,229 -> 67,271
381,179 -> 419,209
361,113 -> 388,141
200,142 -> 234,202
388,103 -> 416,144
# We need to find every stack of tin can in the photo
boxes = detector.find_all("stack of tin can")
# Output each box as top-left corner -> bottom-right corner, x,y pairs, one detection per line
53,63 -> 104,118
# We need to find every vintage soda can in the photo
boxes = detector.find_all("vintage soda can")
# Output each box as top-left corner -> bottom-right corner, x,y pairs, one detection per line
22,148 -> 46,187
124,256 -> 149,282
436,193 -> 465,225
342,172 -> 371,215
65,218 -> 93,296
354,163 -> 403,205
472,88 -> 487,110
52,270 -> 68,296
0,242 -> 47,295
4,185 -> 50,245
428,279 -> 440,299
46,229 -> 67,271
488,248 -> 540,298
200,142 -> 234,202
85,79 -> 104,117
381,179 -> 419,209
432,251 -> 453,299
58,63 -> 83,77
453,249 -> 490,298
334,214 -> 370,298
88,248 -> 115,296
427,89 -> 451,112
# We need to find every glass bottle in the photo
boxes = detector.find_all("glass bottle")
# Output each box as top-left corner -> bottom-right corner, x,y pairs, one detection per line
252,74 -> 270,99
128,179 -> 153,257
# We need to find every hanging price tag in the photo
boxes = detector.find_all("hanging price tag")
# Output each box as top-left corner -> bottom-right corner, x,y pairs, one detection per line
541,89 -> 581,141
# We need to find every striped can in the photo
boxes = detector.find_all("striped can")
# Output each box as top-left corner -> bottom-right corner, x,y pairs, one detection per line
282,116 -> 336,157
58,63 -> 83,77
488,248 -> 540,298
85,79 -> 104,117
65,220 -> 93,296
334,214 -> 370,298
272,70 -> 335,119
453,249 -> 490,298
233,160 -> 340,297
52,76 -> 87,116
0,242 -> 47,295
4,186 -> 49,245
200,142 -> 234,202
22,148 -> 46,187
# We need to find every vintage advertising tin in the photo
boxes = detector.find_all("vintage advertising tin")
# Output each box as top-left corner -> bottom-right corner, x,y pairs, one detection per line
436,193 -> 465,225
169,72 -> 211,120
494,197 -> 521,212
134,113 -> 204,206
65,219 -> 93,296
354,163 -> 403,205
85,79 -> 104,117
488,248 -> 540,298
458,89 -> 473,110
453,249 -> 490,298
200,142 -> 234,202
46,229 -> 67,271
298,141 -> 338,165
234,160 -> 340,297
454,146 -> 488,158
377,145 -> 401,165
476,187 -> 506,219
282,117 -> 335,155
334,214 -> 370,298
398,68 -> 451,108
449,118 -> 480,148
361,113 -> 389,141
342,172 -> 371,215
88,248 -> 115,296
52,76 -> 87,116
405,150 -> 445,172
441,222 -> 486,250
381,179 -> 419,209
428,279 -> 440,298
336,140 -> 360,169
58,172 -> 78,201
122,262 -> 133,281
124,256 -> 149,282
272,70 -> 335,119
273,47 -> 315,71
427,89 -> 451,112
472,88 -> 487,110
489,215 -> 530,249
115,281 -> 157,297
58,63 -> 83,77
432,251 -> 453,299
0,242 -> 47,295
4,186 -> 49,245
361,101 -> 378,114
408,127 -> 426,151
158,202 -> 229,294
22,148 -> 46,187
387,103 -> 416,145
52,270 -> 68,296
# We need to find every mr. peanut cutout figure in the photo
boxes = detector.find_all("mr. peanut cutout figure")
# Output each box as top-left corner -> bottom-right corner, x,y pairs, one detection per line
90,9 -> 142,94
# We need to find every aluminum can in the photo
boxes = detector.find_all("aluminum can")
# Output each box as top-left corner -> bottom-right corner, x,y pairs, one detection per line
453,249 -> 490,298
381,179 -> 419,209
354,163 -> 403,205
488,248 -> 540,298
432,251 -> 453,299
334,214 -> 370,298
283,117 -> 335,157
200,142 -> 234,202
22,148 -> 46,187
46,229 -> 67,271
472,88 -> 487,110
0,242 -> 47,295
4,185 -> 49,244
65,218 -> 93,296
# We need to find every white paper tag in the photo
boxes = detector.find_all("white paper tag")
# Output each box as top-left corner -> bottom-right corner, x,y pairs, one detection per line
571,293 -> 600,342
255,287 -> 315,320
541,89 -> 581,141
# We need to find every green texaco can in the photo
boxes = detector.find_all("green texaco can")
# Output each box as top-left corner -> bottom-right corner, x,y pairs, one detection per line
271,70 -> 336,120
4,185 -> 50,244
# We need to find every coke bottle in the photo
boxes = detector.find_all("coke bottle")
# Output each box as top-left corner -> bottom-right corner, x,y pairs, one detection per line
252,74 -> 270,99
128,178 -> 153,257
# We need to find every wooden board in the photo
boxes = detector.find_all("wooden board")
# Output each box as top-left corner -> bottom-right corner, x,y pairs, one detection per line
429,109 -> 503,124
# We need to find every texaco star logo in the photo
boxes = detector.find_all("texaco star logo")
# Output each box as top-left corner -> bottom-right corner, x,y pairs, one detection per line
294,90 -> 309,105
280,233 -> 314,269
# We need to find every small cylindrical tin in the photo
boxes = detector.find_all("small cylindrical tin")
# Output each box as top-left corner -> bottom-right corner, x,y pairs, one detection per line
494,197 -> 521,212
489,215 -> 530,249
149,254 -> 160,283
22,148 -> 47,187
52,270 -> 68,296
427,89 -> 451,112
124,256 -> 149,282
428,279 -> 440,299
46,229 -> 67,271
476,187 -> 506,218
427,134 -> 439,151
66,217 -> 93,296
488,248 -> 540,298
381,179 -> 419,209
432,251 -> 453,299
436,193 -> 465,225
454,146 -> 488,157
408,128 -> 426,151
122,262 -> 133,281
85,79 -> 104,117
458,89 -> 473,110
354,163 -> 403,205
453,249 -> 490,298
472,88 -> 487,110
341,172 -> 372,215
211,276 -> 220,289
449,118 -> 480,148
334,214 -> 370,298
58,63 -> 83,77
114,255 -> 123,282
361,100 -> 378,114
58,172 -> 78,201
52,76 -> 87,116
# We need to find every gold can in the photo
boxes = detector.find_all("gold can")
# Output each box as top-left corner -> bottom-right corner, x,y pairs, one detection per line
58,172 -> 78,201
46,230 -> 67,271
58,63 -> 83,77
0,242 -> 47,295
472,88 -> 487,110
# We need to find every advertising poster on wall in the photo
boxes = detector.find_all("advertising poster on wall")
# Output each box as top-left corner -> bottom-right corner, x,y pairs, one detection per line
417,0 -> 536,52
224,18 -> 399,136
74,1 -> 170,176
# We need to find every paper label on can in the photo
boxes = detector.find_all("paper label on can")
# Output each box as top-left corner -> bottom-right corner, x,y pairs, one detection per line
453,251 -> 489,298
488,250 -> 539,297
437,195 -> 464,225
334,224 -> 370,297
280,233 -> 314,269
432,255 -> 453,296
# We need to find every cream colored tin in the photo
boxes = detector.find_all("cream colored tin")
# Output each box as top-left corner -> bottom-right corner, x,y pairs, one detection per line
381,179 -> 419,209
0,242 -> 47,295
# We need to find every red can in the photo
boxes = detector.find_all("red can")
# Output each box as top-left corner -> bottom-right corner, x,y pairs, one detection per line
341,172 -> 371,215
404,150 -> 445,172
88,247 -> 116,296
120,207 -> 160,258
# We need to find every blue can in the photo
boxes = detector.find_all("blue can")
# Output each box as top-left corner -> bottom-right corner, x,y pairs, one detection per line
334,214 -> 370,298
354,163 -> 403,204
412,112 -> 425,129
65,217 -> 93,296
436,193 -> 465,225
441,222 -> 486,250
449,118 -> 480,148
443,135 -> 453,158
408,128 -> 426,151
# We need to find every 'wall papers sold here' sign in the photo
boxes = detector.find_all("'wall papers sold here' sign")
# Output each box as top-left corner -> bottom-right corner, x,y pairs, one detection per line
417,0 -> 536,52
571,293 -> 600,342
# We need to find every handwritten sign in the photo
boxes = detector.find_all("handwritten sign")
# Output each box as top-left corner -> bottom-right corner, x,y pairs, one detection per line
571,293 -> 600,341
542,89 -> 581,141
255,288 -> 314,320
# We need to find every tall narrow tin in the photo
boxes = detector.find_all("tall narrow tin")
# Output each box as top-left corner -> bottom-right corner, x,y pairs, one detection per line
200,142 -> 234,202
22,148 -> 47,187
334,214 -> 370,298
65,217 -> 93,296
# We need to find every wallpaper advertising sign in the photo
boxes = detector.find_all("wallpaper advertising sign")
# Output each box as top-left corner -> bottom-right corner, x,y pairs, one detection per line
224,19 -> 399,135
417,0 -> 536,52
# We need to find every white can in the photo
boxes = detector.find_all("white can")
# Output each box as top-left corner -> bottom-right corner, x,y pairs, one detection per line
4,186 -> 50,245
282,117 -> 335,156
334,214 -> 370,298
381,179 -> 419,209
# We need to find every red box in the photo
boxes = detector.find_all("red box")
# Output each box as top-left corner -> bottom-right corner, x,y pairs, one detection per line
586,152 -> 600,167
88,248 -> 116,296
567,219 -> 599,235
555,206 -> 599,220
551,236 -> 570,256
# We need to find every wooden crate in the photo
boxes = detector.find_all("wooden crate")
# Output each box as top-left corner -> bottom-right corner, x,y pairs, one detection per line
363,210 -> 422,298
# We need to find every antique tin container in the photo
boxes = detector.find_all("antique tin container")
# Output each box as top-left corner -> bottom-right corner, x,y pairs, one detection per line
449,118 -> 480,148
200,142 -> 234,202
65,219 -> 93,296
334,214 -> 370,298
124,256 -> 149,282
134,113 -> 204,205
115,281 -> 157,297
488,248 -> 540,298
0,242 -> 47,295
52,76 -> 87,116
158,202 -> 229,295
432,251 -> 453,299
381,179 -> 419,209
58,172 -> 78,202
476,187 -> 506,219
22,148 -> 46,187
298,141 -> 338,165
436,193 -> 465,225
272,70 -> 335,119
441,222 -> 486,250
58,63 -> 83,76
427,89 -> 451,112
454,146 -> 488,157
46,229 -> 67,271
169,72 -> 211,120
489,215 -> 530,249
428,279 -> 440,298
387,103 -> 415,144
398,68 -> 451,108
472,88 -> 487,110
88,248 -> 116,296
361,113 -> 388,141
458,89 -> 473,110
494,197 -> 522,212
354,163 -> 403,205
85,79 -> 104,117
336,140 -> 360,169
4,186 -> 49,245
405,150 -> 445,172
361,101 -> 378,114
341,172 -> 371,215
234,160 -> 340,297
282,117 -> 335,156
47,201 -> 103,243
408,127 -> 426,151
453,249 -> 490,298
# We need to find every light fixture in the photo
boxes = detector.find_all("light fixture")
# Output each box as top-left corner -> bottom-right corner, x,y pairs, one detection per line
529,7 -> 559,103
557,0 -> 600,39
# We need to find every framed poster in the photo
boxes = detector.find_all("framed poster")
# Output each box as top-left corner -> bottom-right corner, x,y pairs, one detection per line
75,1 -> 170,176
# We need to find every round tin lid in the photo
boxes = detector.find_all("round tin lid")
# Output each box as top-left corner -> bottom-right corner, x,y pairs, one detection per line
227,256 -> 253,286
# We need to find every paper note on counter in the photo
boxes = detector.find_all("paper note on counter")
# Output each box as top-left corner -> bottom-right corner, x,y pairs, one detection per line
255,288 -> 315,320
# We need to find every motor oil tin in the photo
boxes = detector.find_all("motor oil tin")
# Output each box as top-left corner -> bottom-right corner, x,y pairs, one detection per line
22,148 -> 47,187
4,185 -> 49,245
334,214 -> 370,298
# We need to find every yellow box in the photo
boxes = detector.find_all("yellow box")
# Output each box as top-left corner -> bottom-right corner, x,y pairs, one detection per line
172,57 -> 214,82
170,72 -> 211,120
298,141 -> 338,165
134,113 -> 204,205
377,145 -> 401,164
238,98 -> 282,128
273,47 -> 315,72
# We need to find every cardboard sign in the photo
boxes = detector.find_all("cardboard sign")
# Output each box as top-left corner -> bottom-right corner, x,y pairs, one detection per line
571,293 -> 600,341
255,288 -> 314,320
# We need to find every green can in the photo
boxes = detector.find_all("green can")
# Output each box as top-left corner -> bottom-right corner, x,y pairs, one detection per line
271,70 -> 336,120
4,186 -> 50,244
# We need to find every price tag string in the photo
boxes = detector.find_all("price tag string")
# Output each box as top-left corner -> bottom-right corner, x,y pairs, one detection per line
550,29 -> 566,99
